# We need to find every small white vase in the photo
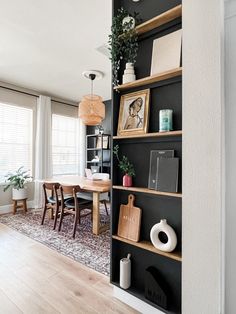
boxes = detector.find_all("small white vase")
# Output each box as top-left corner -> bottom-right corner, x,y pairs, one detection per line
12,188 -> 27,200
150,219 -> 177,252
122,63 -> 136,84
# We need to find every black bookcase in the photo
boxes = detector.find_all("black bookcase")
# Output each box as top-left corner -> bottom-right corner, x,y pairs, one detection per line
86,134 -> 111,173
110,1 -> 182,313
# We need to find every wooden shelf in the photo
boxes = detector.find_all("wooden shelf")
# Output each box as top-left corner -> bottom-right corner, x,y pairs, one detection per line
135,5 -> 182,35
112,235 -> 182,262
114,67 -> 182,91
113,130 -> 182,140
113,186 -> 182,198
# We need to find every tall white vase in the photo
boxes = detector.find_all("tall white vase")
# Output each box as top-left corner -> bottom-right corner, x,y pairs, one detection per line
120,253 -> 131,289
122,63 -> 136,84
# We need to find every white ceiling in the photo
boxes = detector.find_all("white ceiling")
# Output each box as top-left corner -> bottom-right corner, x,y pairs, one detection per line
0,0 -> 112,103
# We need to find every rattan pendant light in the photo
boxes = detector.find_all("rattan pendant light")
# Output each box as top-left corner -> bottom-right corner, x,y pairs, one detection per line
78,71 -> 105,126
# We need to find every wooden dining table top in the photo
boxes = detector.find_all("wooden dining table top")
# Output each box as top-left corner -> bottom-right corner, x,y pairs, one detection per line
44,175 -> 111,193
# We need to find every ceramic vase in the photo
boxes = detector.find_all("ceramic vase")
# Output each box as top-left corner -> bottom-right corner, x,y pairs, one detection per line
150,219 -> 177,252
122,16 -> 135,31
123,174 -> 132,187
122,63 -> 136,84
12,188 -> 27,200
120,253 -> 131,289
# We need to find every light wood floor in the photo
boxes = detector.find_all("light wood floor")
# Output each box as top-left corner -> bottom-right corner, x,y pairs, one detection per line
0,223 -> 138,314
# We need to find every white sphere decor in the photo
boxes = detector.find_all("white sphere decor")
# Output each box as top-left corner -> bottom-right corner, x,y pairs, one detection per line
150,219 -> 177,252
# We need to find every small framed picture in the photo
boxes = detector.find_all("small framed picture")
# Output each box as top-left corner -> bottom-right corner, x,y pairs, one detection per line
96,136 -> 109,149
117,89 -> 150,136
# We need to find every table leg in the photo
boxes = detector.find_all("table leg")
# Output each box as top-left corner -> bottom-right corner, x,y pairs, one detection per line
92,192 -> 100,235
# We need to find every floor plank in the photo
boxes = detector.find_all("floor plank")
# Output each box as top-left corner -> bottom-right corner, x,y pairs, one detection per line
0,223 -> 138,314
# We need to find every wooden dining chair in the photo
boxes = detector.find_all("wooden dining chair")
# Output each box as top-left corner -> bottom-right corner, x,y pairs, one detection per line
58,185 -> 93,238
41,182 -> 60,230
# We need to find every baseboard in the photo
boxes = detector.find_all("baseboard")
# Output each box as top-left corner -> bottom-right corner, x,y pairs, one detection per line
0,200 -> 35,214
113,286 -> 164,314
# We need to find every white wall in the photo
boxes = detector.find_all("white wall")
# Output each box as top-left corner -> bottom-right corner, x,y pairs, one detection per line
182,0 -> 224,313
225,0 -> 236,312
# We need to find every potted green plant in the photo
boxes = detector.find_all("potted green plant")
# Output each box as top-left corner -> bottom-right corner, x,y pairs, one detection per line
3,166 -> 32,200
108,8 -> 139,87
113,145 -> 135,187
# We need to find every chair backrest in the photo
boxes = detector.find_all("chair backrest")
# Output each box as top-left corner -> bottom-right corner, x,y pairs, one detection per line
60,185 -> 82,209
93,173 -> 109,180
43,182 -> 60,203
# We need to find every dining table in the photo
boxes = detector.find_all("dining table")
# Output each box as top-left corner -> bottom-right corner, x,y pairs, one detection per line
44,175 -> 111,235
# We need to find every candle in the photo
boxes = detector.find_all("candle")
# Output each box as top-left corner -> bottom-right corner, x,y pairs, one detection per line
159,109 -> 173,132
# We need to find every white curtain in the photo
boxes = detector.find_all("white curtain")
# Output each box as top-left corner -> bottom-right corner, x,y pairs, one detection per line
34,95 -> 52,208
78,118 -> 86,176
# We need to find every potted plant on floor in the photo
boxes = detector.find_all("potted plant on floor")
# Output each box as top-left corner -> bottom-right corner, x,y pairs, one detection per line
113,145 -> 135,187
3,166 -> 32,200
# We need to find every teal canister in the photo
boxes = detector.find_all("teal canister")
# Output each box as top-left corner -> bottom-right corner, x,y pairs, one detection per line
159,109 -> 173,132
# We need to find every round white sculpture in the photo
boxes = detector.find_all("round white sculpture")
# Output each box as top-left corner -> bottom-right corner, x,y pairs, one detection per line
150,219 -> 177,252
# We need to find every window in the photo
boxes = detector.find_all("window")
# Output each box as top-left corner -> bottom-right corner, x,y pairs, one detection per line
52,114 -> 79,175
0,102 -> 33,182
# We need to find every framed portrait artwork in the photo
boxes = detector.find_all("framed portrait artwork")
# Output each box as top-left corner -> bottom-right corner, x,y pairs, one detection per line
117,89 -> 150,136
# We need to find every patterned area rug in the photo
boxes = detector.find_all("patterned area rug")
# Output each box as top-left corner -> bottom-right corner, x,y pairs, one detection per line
0,207 -> 110,276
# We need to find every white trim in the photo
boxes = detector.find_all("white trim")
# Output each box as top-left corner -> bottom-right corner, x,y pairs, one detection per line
0,201 -> 35,214
221,1 -> 226,312
113,286 -> 164,314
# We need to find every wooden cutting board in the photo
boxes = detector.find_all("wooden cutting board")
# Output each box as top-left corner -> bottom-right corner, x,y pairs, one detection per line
117,194 -> 142,242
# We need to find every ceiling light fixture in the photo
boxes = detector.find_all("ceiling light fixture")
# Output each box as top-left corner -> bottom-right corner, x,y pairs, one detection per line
78,70 -> 105,126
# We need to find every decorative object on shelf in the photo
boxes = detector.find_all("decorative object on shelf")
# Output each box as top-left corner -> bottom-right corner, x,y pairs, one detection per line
113,145 -> 135,187
159,109 -> 173,132
151,29 -> 182,76
155,157 -> 179,193
117,89 -> 150,136
78,70 -> 105,126
150,219 -> 177,252
117,194 -> 141,242
148,150 -> 174,189
91,155 -> 100,162
108,8 -> 139,87
96,135 -> 109,149
3,166 -> 32,200
145,266 -> 168,309
122,62 -> 136,84
122,16 -> 135,31
120,253 -> 131,289
95,124 -> 104,134
123,174 -> 132,187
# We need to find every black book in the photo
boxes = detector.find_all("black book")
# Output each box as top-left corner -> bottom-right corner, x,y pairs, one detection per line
155,157 -> 179,193
148,150 -> 174,189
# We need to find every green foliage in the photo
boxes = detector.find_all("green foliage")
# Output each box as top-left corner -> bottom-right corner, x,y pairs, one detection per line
108,8 -> 139,87
113,145 -> 135,177
3,166 -> 32,192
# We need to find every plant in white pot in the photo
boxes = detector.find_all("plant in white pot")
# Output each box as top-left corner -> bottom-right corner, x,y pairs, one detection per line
3,167 -> 32,200
108,8 -> 139,87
